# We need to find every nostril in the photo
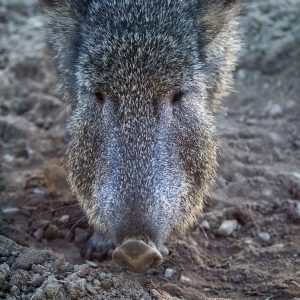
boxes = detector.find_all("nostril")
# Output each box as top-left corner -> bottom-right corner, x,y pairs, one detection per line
94,91 -> 105,104
171,90 -> 184,105
112,239 -> 163,273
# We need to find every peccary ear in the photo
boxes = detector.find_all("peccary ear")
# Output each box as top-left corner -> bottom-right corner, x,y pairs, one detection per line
197,0 -> 243,42
39,0 -> 87,23
38,0 -> 72,14
38,0 -> 76,7
38,0 -> 81,13
38,0 -> 88,19
38,0 -> 65,8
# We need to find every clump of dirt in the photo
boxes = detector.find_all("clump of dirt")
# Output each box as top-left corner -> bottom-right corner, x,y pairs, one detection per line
0,0 -> 300,299
0,235 -> 176,300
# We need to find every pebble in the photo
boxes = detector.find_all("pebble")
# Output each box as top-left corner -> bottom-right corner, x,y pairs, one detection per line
292,173 -> 300,180
59,215 -> 70,224
33,228 -> 44,241
268,132 -> 283,145
180,275 -> 192,286
199,220 -> 210,230
2,207 -> 19,214
244,238 -> 254,245
85,260 -> 98,268
3,154 -> 14,163
264,102 -> 283,117
160,245 -> 169,256
217,220 -> 238,237
164,268 -> 175,278
32,188 -> 46,195
262,189 -> 273,198
45,225 -> 64,240
269,104 -> 282,117
286,100 -> 296,109
258,232 -> 271,242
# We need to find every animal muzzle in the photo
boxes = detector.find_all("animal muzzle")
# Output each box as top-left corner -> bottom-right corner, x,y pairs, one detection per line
112,239 -> 163,273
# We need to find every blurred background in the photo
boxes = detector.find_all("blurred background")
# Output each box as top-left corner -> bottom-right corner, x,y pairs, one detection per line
0,0 -> 299,299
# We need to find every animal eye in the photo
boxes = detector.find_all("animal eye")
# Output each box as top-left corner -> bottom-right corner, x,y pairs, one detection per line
171,91 -> 184,104
94,91 -> 105,104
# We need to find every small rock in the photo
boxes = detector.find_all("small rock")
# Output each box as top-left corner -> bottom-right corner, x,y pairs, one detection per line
164,268 -> 175,278
2,207 -> 19,214
74,264 -> 90,273
286,100 -> 296,109
180,275 -> 192,286
33,229 -> 44,241
32,188 -> 46,195
59,215 -> 70,224
264,102 -> 283,117
262,189 -> 273,198
3,154 -> 14,163
160,245 -> 169,256
45,225 -> 64,240
292,173 -> 300,180
268,132 -> 283,145
244,238 -> 253,245
85,260 -> 98,268
258,232 -> 271,242
31,220 -> 50,231
263,83 -> 270,89
238,115 -> 247,123
217,220 -> 238,237
269,104 -> 282,117
200,220 -> 210,230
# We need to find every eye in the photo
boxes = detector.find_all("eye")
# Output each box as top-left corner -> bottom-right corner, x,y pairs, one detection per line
171,91 -> 184,104
94,91 -> 105,104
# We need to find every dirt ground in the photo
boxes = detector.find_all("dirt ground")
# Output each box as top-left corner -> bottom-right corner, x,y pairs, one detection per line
0,0 -> 300,299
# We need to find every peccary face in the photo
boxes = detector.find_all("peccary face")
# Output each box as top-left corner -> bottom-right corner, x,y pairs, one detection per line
42,0 -> 241,248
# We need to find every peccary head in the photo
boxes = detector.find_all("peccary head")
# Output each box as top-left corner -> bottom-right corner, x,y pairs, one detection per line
41,0 -> 242,270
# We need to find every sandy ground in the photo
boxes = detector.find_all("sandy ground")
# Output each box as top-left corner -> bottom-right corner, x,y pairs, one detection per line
0,0 -> 300,299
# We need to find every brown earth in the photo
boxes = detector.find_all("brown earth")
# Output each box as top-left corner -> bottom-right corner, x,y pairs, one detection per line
0,0 -> 300,299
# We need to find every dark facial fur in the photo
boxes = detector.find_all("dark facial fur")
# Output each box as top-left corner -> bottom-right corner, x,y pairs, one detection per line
40,0 -> 242,247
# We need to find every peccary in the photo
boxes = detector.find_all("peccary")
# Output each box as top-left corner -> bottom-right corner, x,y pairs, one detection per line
40,0 -> 242,272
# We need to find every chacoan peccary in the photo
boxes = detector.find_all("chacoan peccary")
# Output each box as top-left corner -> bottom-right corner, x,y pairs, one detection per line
40,0 -> 242,272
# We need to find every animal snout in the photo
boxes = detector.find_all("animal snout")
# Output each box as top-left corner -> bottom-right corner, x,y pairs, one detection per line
112,239 -> 163,273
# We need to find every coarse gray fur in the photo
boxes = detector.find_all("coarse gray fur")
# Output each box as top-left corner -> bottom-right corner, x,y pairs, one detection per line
40,0 -> 242,247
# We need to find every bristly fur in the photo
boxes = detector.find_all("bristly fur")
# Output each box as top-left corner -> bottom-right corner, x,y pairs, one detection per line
40,0 -> 242,246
